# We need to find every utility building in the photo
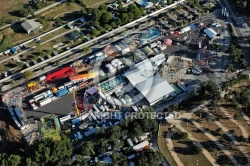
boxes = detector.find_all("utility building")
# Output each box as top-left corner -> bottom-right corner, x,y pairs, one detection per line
21,19 -> 43,34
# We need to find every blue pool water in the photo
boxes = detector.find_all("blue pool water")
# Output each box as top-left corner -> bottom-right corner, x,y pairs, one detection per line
141,28 -> 161,40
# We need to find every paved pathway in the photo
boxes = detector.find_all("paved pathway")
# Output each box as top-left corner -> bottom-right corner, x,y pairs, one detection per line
219,107 -> 249,138
165,132 -> 185,166
240,111 -> 250,125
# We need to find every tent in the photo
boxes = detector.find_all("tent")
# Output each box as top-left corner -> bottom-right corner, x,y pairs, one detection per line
163,38 -> 172,46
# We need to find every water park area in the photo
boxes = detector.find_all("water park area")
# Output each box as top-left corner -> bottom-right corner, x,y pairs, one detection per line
140,28 -> 161,43
99,76 -> 126,93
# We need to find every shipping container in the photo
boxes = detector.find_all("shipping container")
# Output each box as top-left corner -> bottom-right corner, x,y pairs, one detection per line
93,105 -> 100,113
31,103 -> 38,110
99,105 -> 105,112
127,154 -> 136,160
56,88 -> 69,97
59,114 -> 71,123
150,42 -> 157,48
12,115 -> 21,128
51,96 -> 58,102
120,98 -> 127,105
133,140 -> 149,152
29,99 -> 35,104
39,97 -> 52,107
64,82 -> 73,88
8,107 -> 15,116
109,122 -> 113,127
14,108 -> 25,126
33,93 -> 45,102
77,131 -> 83,140
72,118 -> 80,125
58,86 -> 65,90
89,110 -> 97,121
127,139 -> 134,147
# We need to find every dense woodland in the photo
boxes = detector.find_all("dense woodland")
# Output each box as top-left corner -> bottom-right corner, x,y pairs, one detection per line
228,0 -> 250,14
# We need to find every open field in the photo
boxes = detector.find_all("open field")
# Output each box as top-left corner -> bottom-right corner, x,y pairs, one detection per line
158,124 -> 178,166
84,0 -> 114,7
41,3 -> 82,20
0,0 -> 29,26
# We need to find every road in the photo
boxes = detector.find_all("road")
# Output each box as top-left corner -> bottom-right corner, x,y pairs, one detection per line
0,0 -> 66,31
218,0 -> 250,65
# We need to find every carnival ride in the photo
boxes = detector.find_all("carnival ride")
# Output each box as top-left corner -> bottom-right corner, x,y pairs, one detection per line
69,72 -> 97,82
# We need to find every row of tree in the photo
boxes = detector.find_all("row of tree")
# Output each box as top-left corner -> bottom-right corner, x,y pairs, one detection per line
83,3 -> 144,37
228,0 -> 250,13
227,24 -> 247,71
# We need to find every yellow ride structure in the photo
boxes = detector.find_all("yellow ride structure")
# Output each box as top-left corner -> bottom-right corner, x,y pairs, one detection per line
72,90 -> 81,117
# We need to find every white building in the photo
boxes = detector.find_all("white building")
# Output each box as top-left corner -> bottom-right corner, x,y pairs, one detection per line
124,59 -> 175,106
150,53 -> 166,66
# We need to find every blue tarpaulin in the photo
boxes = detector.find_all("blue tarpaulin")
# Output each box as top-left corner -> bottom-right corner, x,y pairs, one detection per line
190,24 -> 196,30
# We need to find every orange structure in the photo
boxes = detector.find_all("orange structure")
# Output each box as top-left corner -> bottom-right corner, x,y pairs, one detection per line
69,73 -> 97,82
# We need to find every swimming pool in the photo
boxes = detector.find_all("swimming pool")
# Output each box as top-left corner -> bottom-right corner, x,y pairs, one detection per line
140,0 -> 148,7
141,28 -> 161,41
171,84 -> 183,95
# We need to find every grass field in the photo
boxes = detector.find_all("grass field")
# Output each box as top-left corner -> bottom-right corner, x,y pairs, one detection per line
41,3 -> 82,20
84,0 -> 114,7
0,0 -> 29,26
158,124 -> 178,166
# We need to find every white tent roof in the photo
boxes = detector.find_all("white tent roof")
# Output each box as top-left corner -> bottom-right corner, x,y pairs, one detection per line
150,53 -> 166,66
124,59 -> 154,86
121,47 -> 131,55
204,28 -> 217,38
135,75 -> 175,105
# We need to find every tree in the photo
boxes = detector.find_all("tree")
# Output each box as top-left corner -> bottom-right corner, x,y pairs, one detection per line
216,127 -> 222,136
30,136 -> 73,165
46,49 -> 52,55
55,60 -> 60,66
19,9 -> 28,17
54,18 -> 63,27
137,149 -> 163,166
82,47 -> 90,53
99,4 -> 108,11
0,154 -> 21,166
33,56 -> 39,61
177,5 -> 183,10
180,132 -> 188,140
101,11 -> 112,24
112,152 -> 128,166
17,62 -> 24,69
194,146 -> 203,154
81,141 -> 94,156
22,70 -> 33,80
